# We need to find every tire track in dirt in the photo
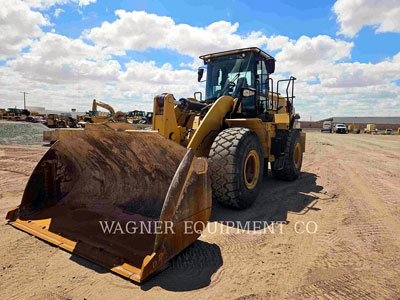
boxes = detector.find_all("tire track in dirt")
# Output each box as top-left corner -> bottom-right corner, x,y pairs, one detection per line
287,272 -> 397,299
283,133 -> 400,299
2,135 -> 400,300
372,178 -> 400,219
0,235 -> 60,300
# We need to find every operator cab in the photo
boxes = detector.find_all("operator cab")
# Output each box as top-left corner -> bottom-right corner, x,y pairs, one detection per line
198,47 -> 296,120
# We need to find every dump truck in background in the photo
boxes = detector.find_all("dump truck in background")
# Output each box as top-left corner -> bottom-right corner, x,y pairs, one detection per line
7,47 -> 306,282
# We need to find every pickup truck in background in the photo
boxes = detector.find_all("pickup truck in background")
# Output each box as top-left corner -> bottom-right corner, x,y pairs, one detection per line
334,123 -> 348,134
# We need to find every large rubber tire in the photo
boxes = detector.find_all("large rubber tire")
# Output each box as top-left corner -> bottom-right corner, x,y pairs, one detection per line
209,128 -> 264,209
271,130 -> 303,181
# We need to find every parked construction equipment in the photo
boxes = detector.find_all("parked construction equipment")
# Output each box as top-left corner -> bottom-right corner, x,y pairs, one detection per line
127,110 -> 152,124
347,124 -> 360,134
364,124 -> 378,134
7,47 -> 305,282
1,108 -> 30,121
0,108 -> 6,119
79,99 -> 127,125
46,114 -> 63,128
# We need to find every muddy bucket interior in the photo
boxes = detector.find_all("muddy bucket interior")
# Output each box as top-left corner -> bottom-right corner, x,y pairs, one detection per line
6,124 -> 211,282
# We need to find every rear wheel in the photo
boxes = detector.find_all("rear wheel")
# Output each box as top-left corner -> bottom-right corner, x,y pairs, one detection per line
209,128 -> 264,209
271,130 -> 303,181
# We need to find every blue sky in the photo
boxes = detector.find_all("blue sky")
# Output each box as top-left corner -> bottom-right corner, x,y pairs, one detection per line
52,1 -> 400,59
1,0 -> 400,119
47,0 -> 400,67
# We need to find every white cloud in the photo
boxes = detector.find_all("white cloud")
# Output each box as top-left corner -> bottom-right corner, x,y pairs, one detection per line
274,35 -> 353,75
0,0 -> 48,60
0,31 -> 201,112
118,60 -> 199,99
25,0 -> 96,10
84,10 -> 356,75
85,10 -> 269,60
54,8 -> 64,18
333,0 -> 400,37
7,33 -> 121,84
1,6 -> 400,119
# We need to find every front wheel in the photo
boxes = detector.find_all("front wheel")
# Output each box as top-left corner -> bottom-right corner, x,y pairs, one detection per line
209,128 -> 264,209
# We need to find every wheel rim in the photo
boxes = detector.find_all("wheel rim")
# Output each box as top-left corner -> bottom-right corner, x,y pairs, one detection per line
243,150 -> 260,189
294,142 -> 302,169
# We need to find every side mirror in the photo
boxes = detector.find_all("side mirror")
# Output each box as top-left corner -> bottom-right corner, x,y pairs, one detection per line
241,87 -> 256,98
197,67 -> 206,82
265,59 -> 275,74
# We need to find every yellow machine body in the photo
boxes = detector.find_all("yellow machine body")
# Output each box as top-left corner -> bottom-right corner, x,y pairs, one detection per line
152,93 -> 305,162
364,123 -> 378,134
7,47 -> 305,283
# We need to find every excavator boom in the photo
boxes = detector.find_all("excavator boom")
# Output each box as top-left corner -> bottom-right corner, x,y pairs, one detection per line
92,99 -> 116,116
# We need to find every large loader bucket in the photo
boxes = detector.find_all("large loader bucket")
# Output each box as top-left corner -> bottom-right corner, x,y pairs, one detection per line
6,123 -> 211,282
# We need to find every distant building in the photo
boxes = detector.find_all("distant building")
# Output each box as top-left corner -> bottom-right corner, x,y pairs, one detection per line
301,116 -> 400,131
26,106 -> 46,113
26,106 -> 86,118
319,117 -> 400,124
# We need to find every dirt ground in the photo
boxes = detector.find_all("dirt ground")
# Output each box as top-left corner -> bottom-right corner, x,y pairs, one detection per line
1,132 -> 400,299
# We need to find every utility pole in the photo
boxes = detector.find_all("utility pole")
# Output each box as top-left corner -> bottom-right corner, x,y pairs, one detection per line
20,92 -> 29,109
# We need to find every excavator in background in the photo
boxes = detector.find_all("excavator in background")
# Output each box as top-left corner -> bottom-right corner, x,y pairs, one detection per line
91,99 -> 116,122
79,99 -> 127,125
7,47 -> 305,283
79,99 -> 115,124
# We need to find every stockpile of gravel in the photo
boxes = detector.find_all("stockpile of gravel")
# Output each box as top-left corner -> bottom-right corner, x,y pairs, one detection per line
0,121 -> 49,145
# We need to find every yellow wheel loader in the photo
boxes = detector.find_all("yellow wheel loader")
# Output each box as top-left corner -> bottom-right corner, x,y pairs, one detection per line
6,47 -> 305,282
127,110 -> 148,124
